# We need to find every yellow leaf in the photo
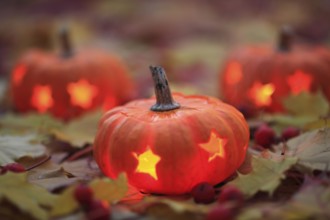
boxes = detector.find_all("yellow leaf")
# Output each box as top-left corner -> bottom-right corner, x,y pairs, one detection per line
50,186 -> 78,217
90,173 -> 128,202
0,173 -> 56,220
50,174 -> 128,217
0,133 -> 47,166
51,109 -> 102,147
229,155 -> 297,197
282,91 -> 329,117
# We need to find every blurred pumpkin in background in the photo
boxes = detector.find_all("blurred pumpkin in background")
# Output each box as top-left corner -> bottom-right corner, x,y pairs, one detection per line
10,27 -> 135,120
94,66 -> 249,195
219,26 -> 330,113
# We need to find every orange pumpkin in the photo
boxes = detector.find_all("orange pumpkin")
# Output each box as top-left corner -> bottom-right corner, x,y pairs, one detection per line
94,66 -> 249,195
10,28 -> 135,120
220,26 -> 330,112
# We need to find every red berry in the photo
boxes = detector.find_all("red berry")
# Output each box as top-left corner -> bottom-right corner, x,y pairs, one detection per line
0,166 -> 7,174
4,163 -> 26,173
86,200 -> 111,220
206,205 -> 234,220
74,185 -> 94,206
254,125 -> 275,148
191,182 -> 215,204
218,186 -> 244,206
281,127 -> 300,141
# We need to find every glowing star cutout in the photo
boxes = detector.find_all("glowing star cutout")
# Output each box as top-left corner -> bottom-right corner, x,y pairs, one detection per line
67,79 -> 98,109
200,131 -> 227,162
225,61 -> 243,85
13,64 -> 27,85
248,82 -> 275,107
134,147 -> 160,180
31,85 -> 54,112
287,71 -> 312,95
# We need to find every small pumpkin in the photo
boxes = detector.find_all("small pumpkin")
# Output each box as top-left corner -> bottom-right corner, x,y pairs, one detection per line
219,26 -> 330,112
10,28 -> 135,120
94,66 -> 249,195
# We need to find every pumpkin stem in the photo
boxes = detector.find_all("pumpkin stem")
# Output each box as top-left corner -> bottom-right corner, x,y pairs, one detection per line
278,25 -> 293,52
150,66 -> 180,111
59,26 -> 73,58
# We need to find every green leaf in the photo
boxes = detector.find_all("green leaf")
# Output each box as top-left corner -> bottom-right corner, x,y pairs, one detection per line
0,173 -> 56,220
0,113 -> 63,134
229,155 -> 297,197
51,110 -> 102,147
282,91 -> 329,117
0,133 -> 47,166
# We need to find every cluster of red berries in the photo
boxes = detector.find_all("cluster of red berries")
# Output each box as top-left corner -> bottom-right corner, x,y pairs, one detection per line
74,185 -> 111,220
191,182 -> 244,220
0,163 -> 26,174
254,124 -> 300,148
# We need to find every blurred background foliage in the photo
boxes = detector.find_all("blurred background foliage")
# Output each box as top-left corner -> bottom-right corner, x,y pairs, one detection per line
0,0 -> 329,97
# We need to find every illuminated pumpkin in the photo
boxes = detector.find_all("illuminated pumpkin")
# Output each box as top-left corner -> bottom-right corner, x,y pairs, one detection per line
10,28 -> 135,120
220,26 -> 330,112
94,66 -> 249,195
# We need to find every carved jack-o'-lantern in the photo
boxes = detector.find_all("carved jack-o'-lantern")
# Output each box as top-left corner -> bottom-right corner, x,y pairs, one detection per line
10,28 -> 135,120
220,26 -> 330,112
94,66 -> 249,195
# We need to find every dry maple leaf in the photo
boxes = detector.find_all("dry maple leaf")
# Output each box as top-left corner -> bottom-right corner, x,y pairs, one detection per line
0,173 -> 57,220
228,155 -> 297,197
274,127 -> 330,171
0,133 -> 47,166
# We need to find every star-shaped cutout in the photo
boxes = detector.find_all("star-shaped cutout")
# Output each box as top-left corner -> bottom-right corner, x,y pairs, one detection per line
31,85 -> 54,112
13,64 -> 27,85
67,79 -> 98,109
248,82 -> 275,107
200,131 -> 227,162
134,147 -> 161,180
225,61 -> 243,85
287,70 -> 313,95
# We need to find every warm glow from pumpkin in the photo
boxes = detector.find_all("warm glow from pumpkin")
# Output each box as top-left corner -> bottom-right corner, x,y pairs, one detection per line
67,79 -> 98,109
248,82 -> 275,107
287,70 -> 312,95
103,96 -> 117,110
134,147 -> 160,180
13,64 -> 27,85
31,85 -> 54,112
225,61 -> 243,85
200,131 -> 227,162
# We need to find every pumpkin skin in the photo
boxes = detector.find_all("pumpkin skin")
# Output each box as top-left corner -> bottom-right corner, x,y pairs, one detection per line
94,67 -> 249,195
10,49 -> 135,120
219,30 -> 330,112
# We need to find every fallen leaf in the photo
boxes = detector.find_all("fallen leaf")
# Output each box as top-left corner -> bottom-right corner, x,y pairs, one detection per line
0,113 -> 63,134
282,91 -> 329,117
0,133 -> 47,166
275,127 -> 330,171
50,186 -> 78,217
0,173 -> 56,220
90,173 -> 128,202
261,114 -> 317,130
238,179 -> 330,220
51,110 -> 102,147
228,155 -> 297,197
51,174 -> 128,217
135,197 -> 210,220
61,158 -> 101,181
